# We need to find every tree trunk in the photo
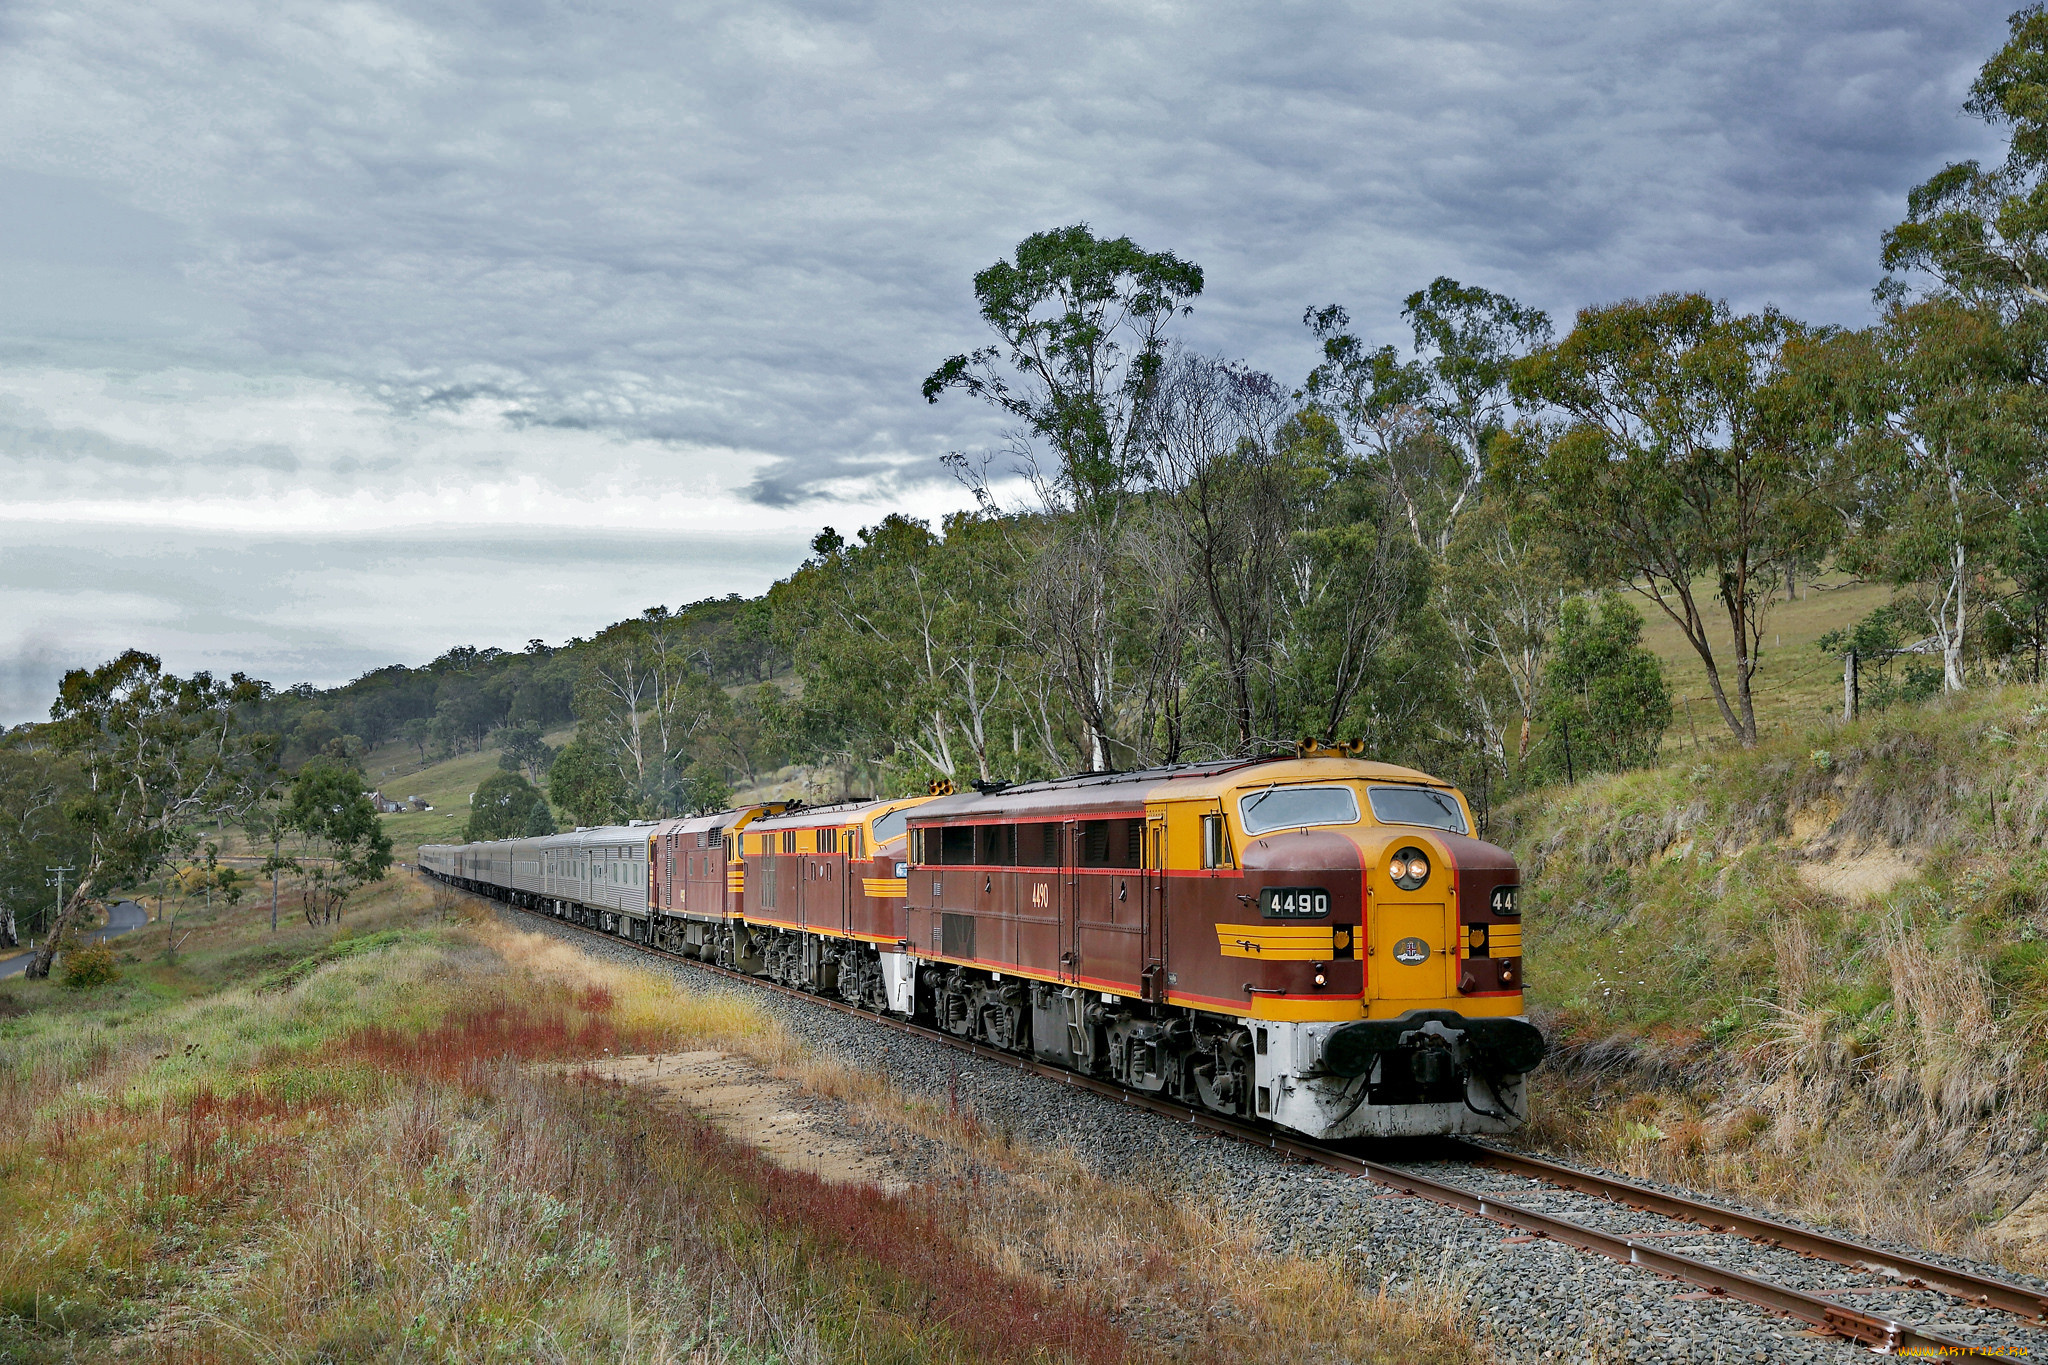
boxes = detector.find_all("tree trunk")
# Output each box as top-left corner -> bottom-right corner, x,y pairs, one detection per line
1943,540 -> 1966,692
26,874 -> 98,979
1639,583 -> 1751,746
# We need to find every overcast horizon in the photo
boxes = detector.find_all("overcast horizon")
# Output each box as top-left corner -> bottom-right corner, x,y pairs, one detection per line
0,0 -> 2011,723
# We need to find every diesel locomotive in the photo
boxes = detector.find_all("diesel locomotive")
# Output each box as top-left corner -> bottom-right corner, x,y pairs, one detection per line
420,751 -> 1545,1139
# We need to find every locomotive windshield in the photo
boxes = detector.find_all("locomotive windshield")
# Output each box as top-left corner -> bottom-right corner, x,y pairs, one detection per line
1239,784 -> 1360,834
1367,785 -> 1468,834
872,806 -> 912,844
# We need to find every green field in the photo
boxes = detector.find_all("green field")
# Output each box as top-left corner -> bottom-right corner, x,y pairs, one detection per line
1633,575 -> 1898,751
367,726 -> 575,854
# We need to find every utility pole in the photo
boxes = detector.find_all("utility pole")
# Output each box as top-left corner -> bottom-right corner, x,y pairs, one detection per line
44,865 -> 75,945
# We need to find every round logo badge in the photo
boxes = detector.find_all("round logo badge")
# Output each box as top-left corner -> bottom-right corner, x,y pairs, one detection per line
1392,936 -> 1431,966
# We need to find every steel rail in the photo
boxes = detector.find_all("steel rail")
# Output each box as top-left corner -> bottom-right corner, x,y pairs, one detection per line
453,880 -> 2004,1357
1444,1139 -> 2048,1327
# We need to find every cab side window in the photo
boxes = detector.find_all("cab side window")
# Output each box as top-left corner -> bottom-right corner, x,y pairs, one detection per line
1201,814 -> 1231,869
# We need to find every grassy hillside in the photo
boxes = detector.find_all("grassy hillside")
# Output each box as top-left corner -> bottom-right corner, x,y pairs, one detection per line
373,746 -> 506,849
372,726 -> 575,853
1630,574 -> 1896,752
1502,681 -> 2048,1261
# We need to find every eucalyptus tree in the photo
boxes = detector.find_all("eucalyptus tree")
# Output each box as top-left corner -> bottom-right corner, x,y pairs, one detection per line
924,224 -> 1203,771
1147,351 -> 1311,754
497,720 -> 558,784
779,513 -> 1033,786
1538,595 -> 1672,776
574,608 -> 731,814
1301,280 -> 1556,772
547,738 -> 633,827
1271,452 -> 1432,747
1507,295 -> 1838,747
0,730 -> 90,947
1303,278 -> 1550,556
466,771 -> 553,842
1875,7 -> 2048,684
1882,4 -> 2048,307
1808,299 -> 2044,690
27,651 -> 274,978
280,755 -> 392,925
1438,487 -> 1568,768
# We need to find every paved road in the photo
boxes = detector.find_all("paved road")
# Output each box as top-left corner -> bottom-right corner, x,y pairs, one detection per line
1,900 -> 150,979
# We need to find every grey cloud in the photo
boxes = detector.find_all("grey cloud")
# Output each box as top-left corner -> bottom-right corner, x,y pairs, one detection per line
0,403 -> 304,491
2,1 -> 2013,508
0,521 -> 809,723
0,0 -> 2020,703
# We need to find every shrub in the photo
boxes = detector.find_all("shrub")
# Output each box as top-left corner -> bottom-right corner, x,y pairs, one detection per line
1537,594 -> 1672,777
468,771 -> 555,842
61,942 -> 119,991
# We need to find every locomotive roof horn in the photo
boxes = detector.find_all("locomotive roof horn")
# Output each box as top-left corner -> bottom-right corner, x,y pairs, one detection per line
1295,737 -> 1368,759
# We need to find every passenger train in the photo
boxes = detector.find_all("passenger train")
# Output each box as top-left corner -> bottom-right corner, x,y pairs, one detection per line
419,750 -> 1545,1140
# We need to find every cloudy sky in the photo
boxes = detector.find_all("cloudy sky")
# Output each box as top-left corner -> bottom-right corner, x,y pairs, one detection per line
0,0 -> 2010,722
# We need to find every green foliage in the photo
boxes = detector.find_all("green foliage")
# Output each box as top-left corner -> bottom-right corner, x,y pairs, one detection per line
1537,596 -> 1671,777
1507,296 -> 1843,750
496,720 -> 558,784
466,772 -> 553,842
1817,605 -> 1911,660
0,730 -> 90,942
1807,298 -> 2046,692
775,511 -> 1036,786
570,609 -> 735,817
924,223 -> 1203,507
1303,277 -> 1550,554
522,801 -> 558,837
547,739 -> 632,828
254,927 -> 410,992
26,651 -> 275,978
281,756 -> 394,924
1882,4 -> 2048,304
60,941 -> 119,990
1818,606 -> 1945,712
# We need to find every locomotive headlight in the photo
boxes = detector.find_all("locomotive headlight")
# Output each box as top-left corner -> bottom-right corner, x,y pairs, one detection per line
1391,847 -> 1431,891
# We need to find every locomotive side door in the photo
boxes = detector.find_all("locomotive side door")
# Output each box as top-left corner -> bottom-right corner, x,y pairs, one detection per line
1059,820 -> 1079,985
1142,815 -> 1167,1001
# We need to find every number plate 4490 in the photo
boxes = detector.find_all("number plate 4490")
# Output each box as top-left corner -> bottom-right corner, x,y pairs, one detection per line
1260,887 -> 1330,919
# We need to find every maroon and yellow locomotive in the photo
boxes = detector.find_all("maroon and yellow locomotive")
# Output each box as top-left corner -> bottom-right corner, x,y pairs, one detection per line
890,754 -> 1541,1138
422,752 -> 1542,1139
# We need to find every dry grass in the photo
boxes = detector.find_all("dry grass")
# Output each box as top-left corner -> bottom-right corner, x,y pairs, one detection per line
482,917 -> 1492,1364
0,891 -> 1491,1364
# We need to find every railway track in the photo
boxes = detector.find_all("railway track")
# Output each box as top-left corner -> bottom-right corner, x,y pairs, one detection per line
455,879 -> 2036,1358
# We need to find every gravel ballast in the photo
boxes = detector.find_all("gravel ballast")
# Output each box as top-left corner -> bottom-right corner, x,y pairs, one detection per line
495,900 -> 2048,1363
